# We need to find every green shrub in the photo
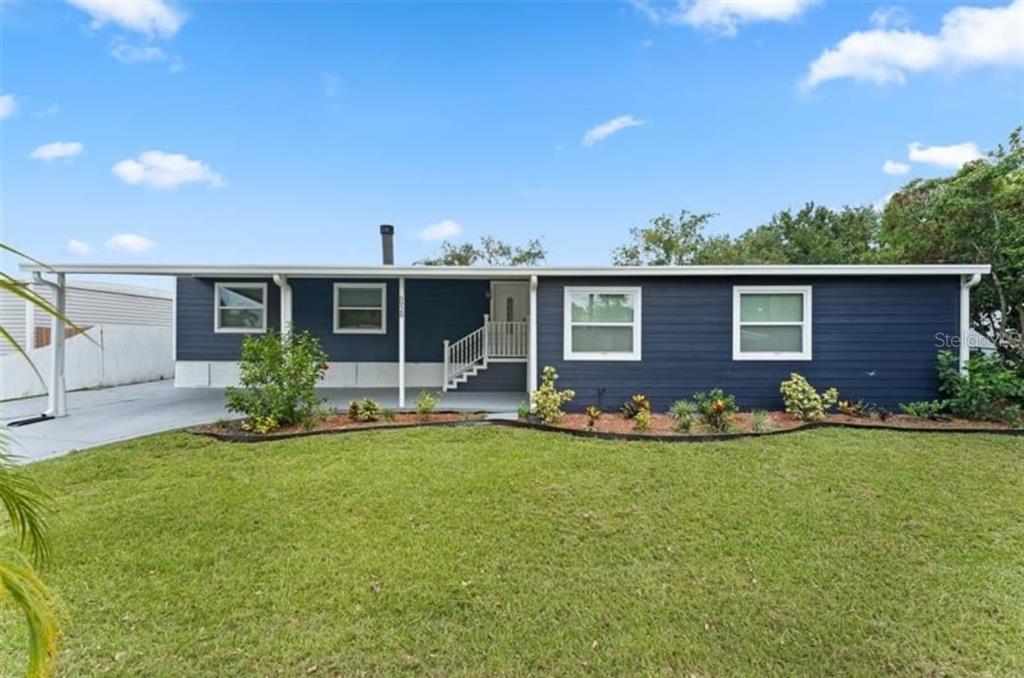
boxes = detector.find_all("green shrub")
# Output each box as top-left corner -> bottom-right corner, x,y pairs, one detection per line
416,391 -> 439,417
226,330 -> 328,432
899,400 -> 948,420
517,401 -> 531,419
381,407 -> 396,422
348,398 -> 381,422
531,366 -> 575,425
633,408 -> 652,432
667,400 -> 697,432
584,405 -> 602,429
620,394 -> 651,419
837,399 -> 867,417
692,389 -> 739,432
937,350 -> 1024,423
751,410 -> 773,432
779,373 -> 839,421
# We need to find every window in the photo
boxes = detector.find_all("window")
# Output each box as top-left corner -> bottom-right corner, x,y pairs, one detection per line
733,286 -> 811,360
214,282 -> 267,333
564,287 -> 641,361
334,283 -> 386,334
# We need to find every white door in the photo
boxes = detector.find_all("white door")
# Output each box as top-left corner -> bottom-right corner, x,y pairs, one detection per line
491,282 -> 529,322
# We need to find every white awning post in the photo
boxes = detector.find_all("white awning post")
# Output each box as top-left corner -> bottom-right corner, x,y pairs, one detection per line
46,273 -> 68,417
960,273 -> 982,375
273,274 -> 292,337
398,277 -> 406,408
528,275 -> 538,409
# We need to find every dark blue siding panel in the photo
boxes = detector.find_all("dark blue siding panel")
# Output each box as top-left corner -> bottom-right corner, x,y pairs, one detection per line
457,362 -> 527,392
537,276 -> 960,411
405,279 -> 490,362
176,277 -> 281,361
176,276 -> 489,363
290,279 -> 399,361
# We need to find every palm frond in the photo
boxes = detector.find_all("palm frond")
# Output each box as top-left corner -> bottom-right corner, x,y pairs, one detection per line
0,243 -> 54,273
0,271 -> 100,349
0,557 -> 59,678
0,437 -> 52,567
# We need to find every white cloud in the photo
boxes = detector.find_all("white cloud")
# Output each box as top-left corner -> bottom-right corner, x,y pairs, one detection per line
631,0 -> 816,36
870,5 -> 911,29
106,233 -> 155,252
112,151 -> 224,189
66,239 -> 94,256
110,38 -> 166,63
882,160 -> 910,175
419,219 -> 463,241
802,0 -> 1023,89
30,141 -> 85,161
0,94 -> 16,119
67,0 -> 186,37
581,115 -> 646,147
908,141 -> 982,169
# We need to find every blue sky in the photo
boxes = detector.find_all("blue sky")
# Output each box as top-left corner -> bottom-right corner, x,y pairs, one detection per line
2,0 -> 1022,277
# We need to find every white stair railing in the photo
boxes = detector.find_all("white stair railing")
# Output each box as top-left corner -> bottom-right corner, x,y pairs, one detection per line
443,316 -> 528,391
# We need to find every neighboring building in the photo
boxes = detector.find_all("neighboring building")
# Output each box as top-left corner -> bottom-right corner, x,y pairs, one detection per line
0,280 -> 172,354
21,228 -> 989,412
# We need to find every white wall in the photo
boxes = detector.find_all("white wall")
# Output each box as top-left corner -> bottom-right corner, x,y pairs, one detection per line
175,361 -> 444,388
0,324 -> 173,400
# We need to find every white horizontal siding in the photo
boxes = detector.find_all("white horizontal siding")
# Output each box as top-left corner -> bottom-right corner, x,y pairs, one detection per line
0,282 -> 172,356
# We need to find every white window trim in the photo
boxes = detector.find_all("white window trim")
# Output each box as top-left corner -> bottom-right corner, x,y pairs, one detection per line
333,282 -> 387,335
732,285 -> 812,361
563,286 -> 642,361
214,282 -> 268,334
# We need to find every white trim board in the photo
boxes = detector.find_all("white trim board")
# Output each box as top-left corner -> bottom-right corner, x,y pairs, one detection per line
23,263 -> 992,278
175,361 -> 446,388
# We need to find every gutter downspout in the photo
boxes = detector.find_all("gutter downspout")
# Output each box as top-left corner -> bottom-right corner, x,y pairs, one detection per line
273,274 -> 292,336
960,273 -> 982,375
528,275 -> 538,409
33,272 -> 67,417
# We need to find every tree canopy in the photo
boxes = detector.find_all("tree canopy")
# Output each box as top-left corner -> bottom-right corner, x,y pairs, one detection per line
417,235 -> 546,266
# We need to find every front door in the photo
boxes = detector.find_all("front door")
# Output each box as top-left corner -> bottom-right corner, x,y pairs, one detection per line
491,282 -> 529,323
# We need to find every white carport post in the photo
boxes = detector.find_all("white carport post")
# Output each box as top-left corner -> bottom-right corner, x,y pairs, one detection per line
528,275 -> 538,402
36,272 -> 68,417
273,274 -> 292,335
398,276 -> 406,408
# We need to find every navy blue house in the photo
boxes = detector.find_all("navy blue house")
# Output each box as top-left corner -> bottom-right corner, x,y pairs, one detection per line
165,253 -> 988,411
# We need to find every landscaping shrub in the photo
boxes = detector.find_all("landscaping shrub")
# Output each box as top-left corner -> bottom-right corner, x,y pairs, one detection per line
837,399 -> 867,417
899,400 -> 948,420
416,391 -> 439,417
348,398 -> 381,422
381,408 -> 396,422
226,330 -> 328,432
584,405 -> 602,429
633,408 -> 652,432
516,401 -> 531,419
751,410 -> 772,432
531,366 -> 575,425
779,373 -> 839,421
937,350 -> 1024,424
667,400 -> 697,432
692,389 -> 739,432
620,394 -> 651,419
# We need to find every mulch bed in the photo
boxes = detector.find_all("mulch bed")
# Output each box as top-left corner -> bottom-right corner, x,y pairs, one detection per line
192,411 -> 486,442
191,409 -> 1020,443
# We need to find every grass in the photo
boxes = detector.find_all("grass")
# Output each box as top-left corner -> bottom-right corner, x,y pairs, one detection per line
1,426 -> 1022,676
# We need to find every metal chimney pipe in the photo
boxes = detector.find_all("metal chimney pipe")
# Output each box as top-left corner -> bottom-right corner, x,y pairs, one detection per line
380,224 -> 395,266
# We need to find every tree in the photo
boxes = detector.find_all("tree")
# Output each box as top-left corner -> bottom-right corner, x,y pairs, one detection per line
881,127 -> 1024,361
417,235 -> 546,266
1,245 -> 62,677
613,205 -> 880,266
612,211 -> 716,265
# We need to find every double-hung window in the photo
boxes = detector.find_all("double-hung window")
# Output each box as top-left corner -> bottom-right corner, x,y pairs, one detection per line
564,287 -> 641,361
214,282 -> 267,333
733,286 -> 811,360
334,283 -> 387,334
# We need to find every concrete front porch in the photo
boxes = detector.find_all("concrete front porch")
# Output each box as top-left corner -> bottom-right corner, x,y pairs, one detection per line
3,380 -> 525,463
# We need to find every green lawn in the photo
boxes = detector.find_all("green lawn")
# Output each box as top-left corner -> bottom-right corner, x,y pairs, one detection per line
2,427 -> 1022,676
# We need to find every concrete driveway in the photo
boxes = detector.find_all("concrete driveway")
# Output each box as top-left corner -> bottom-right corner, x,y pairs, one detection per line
3,380 -> 523,463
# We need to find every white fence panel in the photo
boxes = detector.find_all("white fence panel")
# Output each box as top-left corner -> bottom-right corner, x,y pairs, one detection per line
0,324 -> 173,401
